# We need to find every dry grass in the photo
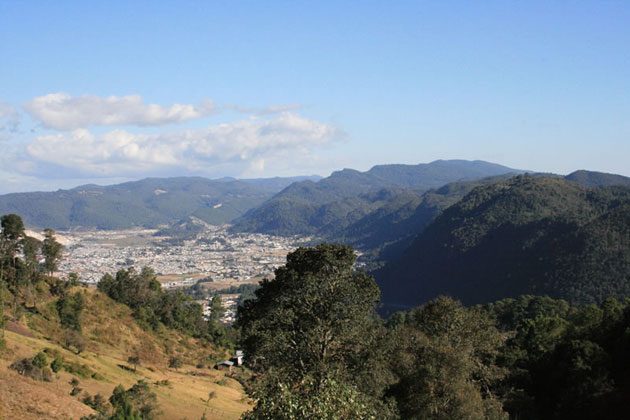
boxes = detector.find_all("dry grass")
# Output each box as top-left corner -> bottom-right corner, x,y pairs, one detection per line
0,287 -> 251,420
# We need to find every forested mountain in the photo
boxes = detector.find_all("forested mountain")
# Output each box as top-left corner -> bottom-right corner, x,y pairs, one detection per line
0,175 -> 318,230
328,175 -> 517,264
231,160 -> 522,236
565,169 -> 630,188
376,175 -> 630,309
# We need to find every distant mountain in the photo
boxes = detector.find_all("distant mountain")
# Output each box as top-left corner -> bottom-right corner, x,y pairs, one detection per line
376,175 -> 630,309
0,175 -> 316,230
565,170 -> 630,188
231,160 -> 523,236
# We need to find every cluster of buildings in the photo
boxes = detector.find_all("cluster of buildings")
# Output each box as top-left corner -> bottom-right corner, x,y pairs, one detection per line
57,225 -> 306,284
56,225 -> 307,323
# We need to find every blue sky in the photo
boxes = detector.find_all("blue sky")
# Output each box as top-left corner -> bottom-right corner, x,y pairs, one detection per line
1,1 -> 629,193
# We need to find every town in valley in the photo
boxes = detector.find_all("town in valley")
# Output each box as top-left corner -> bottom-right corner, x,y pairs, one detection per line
53,225 -> 309,323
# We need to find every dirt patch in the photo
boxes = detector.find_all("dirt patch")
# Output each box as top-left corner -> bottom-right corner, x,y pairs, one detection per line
6,321 -> 35,338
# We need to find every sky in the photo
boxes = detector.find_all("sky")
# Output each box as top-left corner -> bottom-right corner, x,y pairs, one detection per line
1,1 -> 629,193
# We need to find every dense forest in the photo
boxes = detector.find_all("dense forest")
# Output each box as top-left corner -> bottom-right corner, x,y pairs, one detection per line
377,175 -> 630,308
237,244 -> 630,420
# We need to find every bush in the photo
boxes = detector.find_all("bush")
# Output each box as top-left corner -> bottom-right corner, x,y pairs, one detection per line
63,361 -> 95,378
168,356 -> 183,370
63,329 -> 85,354
41,366 -> 53,382
10,353 -> 53,381
32,352 -> 47,369
51,356 -> 64,373
83,393 -> 108,413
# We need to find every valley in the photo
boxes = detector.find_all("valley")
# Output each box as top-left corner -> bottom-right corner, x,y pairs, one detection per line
57,226 -> 307,286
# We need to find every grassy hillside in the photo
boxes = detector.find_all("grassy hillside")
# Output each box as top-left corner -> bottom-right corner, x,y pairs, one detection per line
376,175 -> 630,308
0,286 -> 250,420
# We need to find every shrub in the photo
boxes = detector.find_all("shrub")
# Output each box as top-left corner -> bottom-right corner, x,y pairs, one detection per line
63,361 -> 95,378
83,393 -> 108,413
32,352 -> 47,369
51,356 -> 64,373
41,366 -> 53,382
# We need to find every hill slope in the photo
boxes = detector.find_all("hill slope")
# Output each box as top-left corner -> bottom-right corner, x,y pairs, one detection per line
376,175 -> 630,308
0,286 -> 249,420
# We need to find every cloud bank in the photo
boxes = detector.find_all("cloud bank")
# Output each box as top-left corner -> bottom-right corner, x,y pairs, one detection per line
23,93 -> 216,130
24,113 -> 342,177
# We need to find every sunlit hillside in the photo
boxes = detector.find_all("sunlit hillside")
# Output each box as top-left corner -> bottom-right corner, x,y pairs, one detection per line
0,286 -> 250,420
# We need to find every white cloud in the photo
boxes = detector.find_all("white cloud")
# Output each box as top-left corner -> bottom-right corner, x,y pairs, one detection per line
0,101 -> 20,140
23,93 -> 216,130
24,113 -> 342,177
229,103 -> 303,116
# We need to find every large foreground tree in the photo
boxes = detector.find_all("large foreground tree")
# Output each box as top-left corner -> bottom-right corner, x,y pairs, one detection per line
237,243 -> 395,419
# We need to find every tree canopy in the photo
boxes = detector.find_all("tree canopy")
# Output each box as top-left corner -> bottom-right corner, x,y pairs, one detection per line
238,243 -> 393,419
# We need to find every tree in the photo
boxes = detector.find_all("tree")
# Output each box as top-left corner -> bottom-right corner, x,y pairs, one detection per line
237,244 -> 392,419
57,292 -> 85,331
68,272 -> 80,286
0,278 -> 10,340
168,356 -> 183,371
32,351 -> 48,369
0,214 -> 25,285
388,297 -> 507,420
128,355 -> 140,373
208,295 -> 224,327
41,228 -> 63,278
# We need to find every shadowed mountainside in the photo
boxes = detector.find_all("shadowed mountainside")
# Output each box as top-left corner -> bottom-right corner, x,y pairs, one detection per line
376,175 -> 630,309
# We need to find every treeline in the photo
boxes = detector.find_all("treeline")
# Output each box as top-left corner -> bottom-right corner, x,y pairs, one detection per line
97,267 -> 232,345
237,244 -> 630,420
0,213 -> 70,349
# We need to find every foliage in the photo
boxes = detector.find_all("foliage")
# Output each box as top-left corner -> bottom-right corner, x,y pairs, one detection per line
41,228 -> 63,276
238,244 -> 395,419
242,377 -> 385,420
108,380 -> 160,420
128,355 -> 141,372
377,176 -> 630,308
56,291 -> 85,331
32,351 -> 48,369
50,356 -> 64,373
83,393 -> 109,413
387,297 -> 507,420
10,352 -> 53,382
98,267 -> 220,340
168,356 -> 183,370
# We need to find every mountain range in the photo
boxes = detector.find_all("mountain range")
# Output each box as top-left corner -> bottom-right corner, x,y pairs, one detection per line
4,160 -> 630,311
0,175 -> 319,230
230,160 -> 523,236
